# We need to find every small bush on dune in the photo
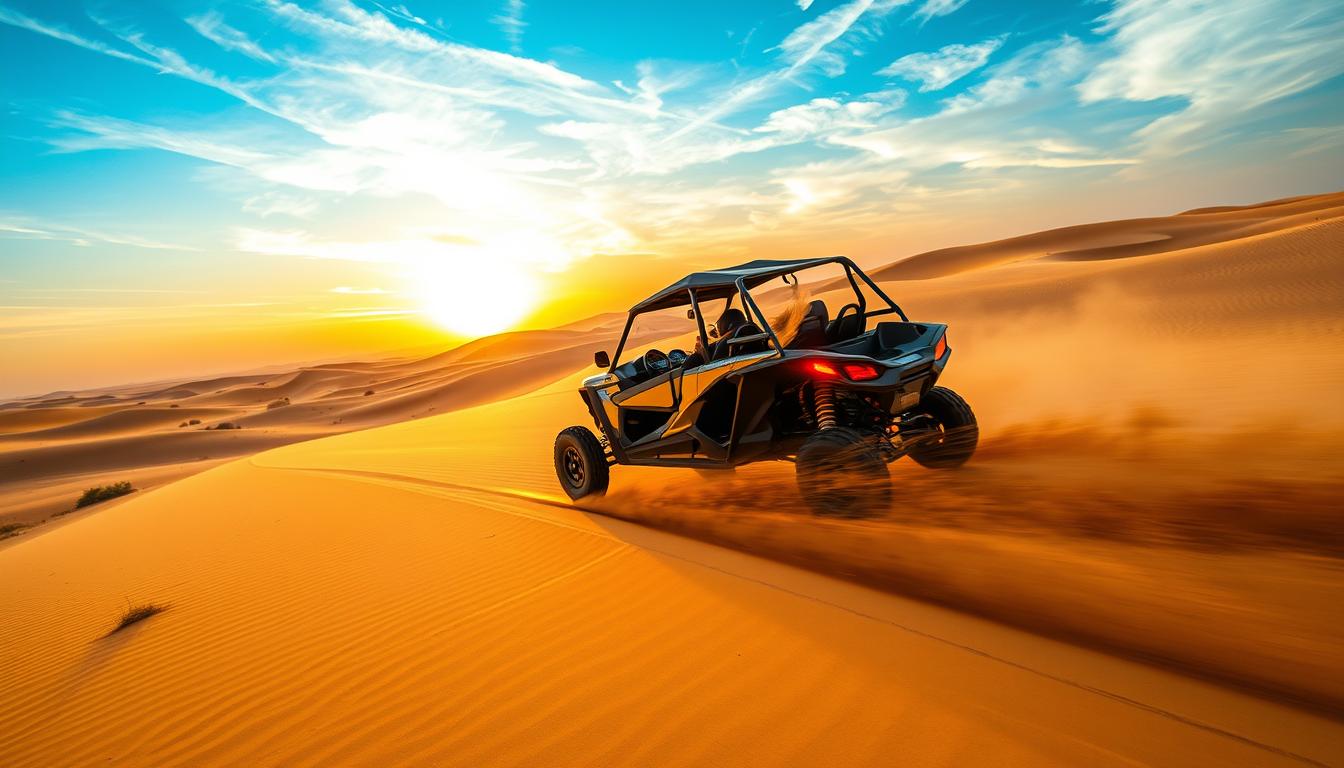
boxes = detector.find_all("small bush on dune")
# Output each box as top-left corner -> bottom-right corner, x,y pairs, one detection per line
0,523 -> 29,540
108,602 -> 167,636
364,389 -> 375,396
207,421 -> 242,430
188,418 -> 201,425
266,397 -> 290,410
75,481 -> 135,509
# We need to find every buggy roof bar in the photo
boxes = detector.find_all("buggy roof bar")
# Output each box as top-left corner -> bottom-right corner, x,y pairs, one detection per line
607,256 -> 908,374
630,256 -> 907,320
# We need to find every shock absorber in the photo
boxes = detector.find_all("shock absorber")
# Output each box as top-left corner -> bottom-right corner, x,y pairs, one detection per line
813,383 -> 837,430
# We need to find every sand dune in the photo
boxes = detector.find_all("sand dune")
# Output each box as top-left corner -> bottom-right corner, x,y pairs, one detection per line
2,431 -> 1340,766
0,307 -> 692,525
870,189 -> 1344,280
0,404 -> 124,435
0,322 -> 621,524
8,407 -> 230,442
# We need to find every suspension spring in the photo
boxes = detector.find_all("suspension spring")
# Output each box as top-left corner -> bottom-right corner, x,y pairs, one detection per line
814,383 -> 837,430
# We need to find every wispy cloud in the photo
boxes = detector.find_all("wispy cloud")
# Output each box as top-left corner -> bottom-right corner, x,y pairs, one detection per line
371,2 -> 428,27
668,0 -> 908,141
0,6 -> 151,66
756,90 -> 905,138
331,286 -> 391,295
1,0 -> 1337,294
493,0 -> 526,53
1079,0 -> 1344,157
940,34 -> 1086,114
878,37 -> 1002,91
911,0 -> 969,24
775,0 -> 906,76
0,217 -> 199,251
186,11 -> 276,62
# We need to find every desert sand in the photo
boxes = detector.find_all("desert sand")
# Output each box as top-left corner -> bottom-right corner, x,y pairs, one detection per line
2,192 -> 1342,765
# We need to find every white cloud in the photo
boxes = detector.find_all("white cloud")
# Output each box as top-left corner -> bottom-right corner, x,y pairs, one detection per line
775,0 -> 906,76
0,6 -> 150,67
772,156 -> 914,216
0,217 -> 199,251
878,37 -> 1001,91
371,3 -> 427,26
757,89 -> 906,137
331,286 -> 390,295
940,35 -> 1086,114
5,0 -> 1337,285
797,0 -> 815,9
813,35 -> 1133,172
186,11 -> 276,62
1079,0 -> 1344,157
242,192 -> 320,219
493,0 -> 526,52
267,0 -> 590,93
50,111 -> 273,169
668,0 -> 907,141
911,0 -> 969,24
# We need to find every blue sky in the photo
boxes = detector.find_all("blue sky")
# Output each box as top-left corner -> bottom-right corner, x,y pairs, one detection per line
1,0 -> 1342,393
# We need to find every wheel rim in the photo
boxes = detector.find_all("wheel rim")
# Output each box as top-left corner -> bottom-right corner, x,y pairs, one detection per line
561,445 -> 585,487
930,421 -> 947,448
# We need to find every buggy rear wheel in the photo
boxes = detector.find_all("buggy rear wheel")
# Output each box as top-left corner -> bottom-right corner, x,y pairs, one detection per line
796,427 -> 890,517
906,386 -> 979,469
554,426 -> 609,500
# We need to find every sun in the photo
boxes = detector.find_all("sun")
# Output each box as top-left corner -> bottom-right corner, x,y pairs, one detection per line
410,256 -> 539,337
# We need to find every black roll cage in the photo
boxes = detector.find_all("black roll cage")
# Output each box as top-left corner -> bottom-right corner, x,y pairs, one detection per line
605,256 -> 907,375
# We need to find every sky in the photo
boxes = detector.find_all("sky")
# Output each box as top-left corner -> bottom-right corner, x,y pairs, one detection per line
2,0 -> 1342,397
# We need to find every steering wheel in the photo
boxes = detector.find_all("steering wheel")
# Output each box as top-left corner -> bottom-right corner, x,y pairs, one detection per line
642,348 -> 669,373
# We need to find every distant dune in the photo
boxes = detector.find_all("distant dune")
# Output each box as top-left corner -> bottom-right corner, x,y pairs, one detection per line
0,310 -> 684,525
870,189 -> 1344,279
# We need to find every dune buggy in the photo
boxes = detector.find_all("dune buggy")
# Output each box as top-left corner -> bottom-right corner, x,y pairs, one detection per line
553,257 -> 978,515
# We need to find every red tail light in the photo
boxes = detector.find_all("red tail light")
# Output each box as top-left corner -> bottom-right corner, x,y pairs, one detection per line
841,363 -> 880,381
934,333 -> 948,359
808,359 -> 880,381
809,360 -> 838,376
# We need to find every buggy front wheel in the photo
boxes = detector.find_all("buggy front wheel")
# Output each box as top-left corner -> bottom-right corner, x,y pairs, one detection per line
554,426 -> 609,500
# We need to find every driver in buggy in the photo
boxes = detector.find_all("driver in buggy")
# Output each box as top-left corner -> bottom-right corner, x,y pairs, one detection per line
689,294 -> 832,368
689,307 -> 748,366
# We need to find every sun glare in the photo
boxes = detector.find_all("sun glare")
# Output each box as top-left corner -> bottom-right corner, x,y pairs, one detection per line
410,255 -> 540,337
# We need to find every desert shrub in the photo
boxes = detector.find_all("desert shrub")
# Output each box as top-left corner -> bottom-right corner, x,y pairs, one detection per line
266,397 -> 290,410
169,404 -> 179,408
188,419 -> 201,425
179,421 -> 187,427
0,523 -> 28,540
364,389 -> 375,396
108,603 -> 167,635
209,422 -> 241,430
75,481 -> 135,509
